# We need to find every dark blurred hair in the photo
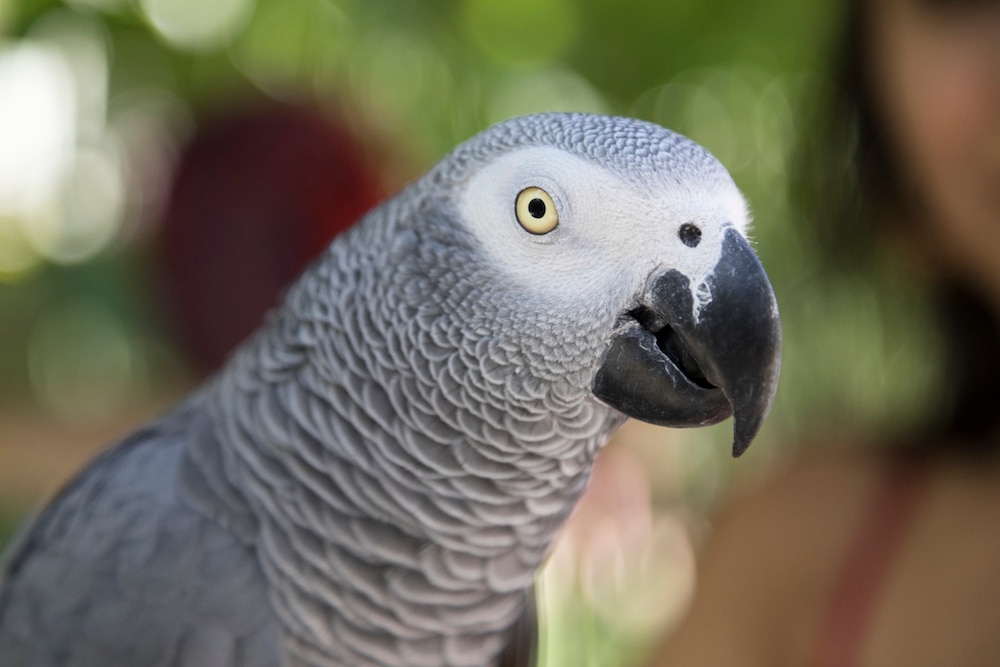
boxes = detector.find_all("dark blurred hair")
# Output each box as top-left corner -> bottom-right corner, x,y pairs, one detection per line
791,0 -> 1000,453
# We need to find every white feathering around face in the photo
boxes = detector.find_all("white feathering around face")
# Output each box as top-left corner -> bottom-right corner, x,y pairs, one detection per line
457,144 -> 751,322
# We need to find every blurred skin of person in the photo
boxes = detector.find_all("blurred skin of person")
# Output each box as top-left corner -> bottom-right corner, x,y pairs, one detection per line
654,0 -> 1000,665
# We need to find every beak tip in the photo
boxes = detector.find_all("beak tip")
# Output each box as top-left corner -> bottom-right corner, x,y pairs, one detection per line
731,436 -> 751,458
731,417 -> 756,457
729,386 -> 777,458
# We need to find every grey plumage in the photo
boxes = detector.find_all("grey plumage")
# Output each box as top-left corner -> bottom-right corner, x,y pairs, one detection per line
0,113 -> 781,666
0,417 -> 283,666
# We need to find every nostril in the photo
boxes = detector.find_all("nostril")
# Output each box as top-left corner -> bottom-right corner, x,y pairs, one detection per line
679,223 -> 702,248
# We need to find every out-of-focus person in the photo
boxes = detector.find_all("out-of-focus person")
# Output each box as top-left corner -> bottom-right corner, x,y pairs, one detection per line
654,0 -> 1000,665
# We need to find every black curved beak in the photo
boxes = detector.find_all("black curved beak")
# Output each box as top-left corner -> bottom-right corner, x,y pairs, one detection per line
593,228 -> 781,457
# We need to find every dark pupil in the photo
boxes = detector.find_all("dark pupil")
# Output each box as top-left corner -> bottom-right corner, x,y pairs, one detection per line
679,223 -> 702,248
527,198 -> 546,218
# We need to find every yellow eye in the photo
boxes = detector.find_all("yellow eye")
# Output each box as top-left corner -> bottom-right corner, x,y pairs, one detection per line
515,187 -> 559,235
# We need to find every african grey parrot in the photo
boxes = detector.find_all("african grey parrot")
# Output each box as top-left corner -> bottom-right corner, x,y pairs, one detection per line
0,113 -> 781,667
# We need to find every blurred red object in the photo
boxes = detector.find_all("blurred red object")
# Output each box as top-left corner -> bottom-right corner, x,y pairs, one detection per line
158,101 -> 384,372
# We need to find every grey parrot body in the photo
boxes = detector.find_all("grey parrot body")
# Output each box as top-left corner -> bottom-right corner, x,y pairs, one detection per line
0,113 -> 781,666
0,415 -> 283,666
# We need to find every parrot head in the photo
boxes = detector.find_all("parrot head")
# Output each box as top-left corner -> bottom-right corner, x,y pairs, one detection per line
403,113 -> 781,457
